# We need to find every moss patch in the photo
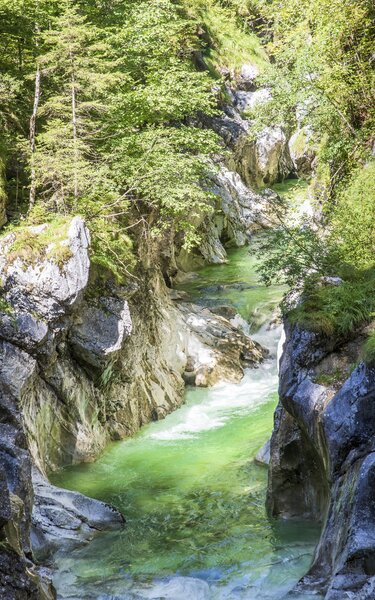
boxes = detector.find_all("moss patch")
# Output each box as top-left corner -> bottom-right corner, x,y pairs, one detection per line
364,331 -> 375,365
314,368 -> 350,387
5,217 -> 73,269
289,129 -> 308,156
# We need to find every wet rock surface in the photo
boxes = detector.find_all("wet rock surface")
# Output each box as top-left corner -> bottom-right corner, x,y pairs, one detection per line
268,320 -> 375,598
178,302 -> 267,386
32,469 -> 124,560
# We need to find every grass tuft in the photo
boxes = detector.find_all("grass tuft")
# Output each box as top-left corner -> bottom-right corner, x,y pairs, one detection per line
289,267 -> 375,338
4,216 -> 72,269
364,332 -> 375,365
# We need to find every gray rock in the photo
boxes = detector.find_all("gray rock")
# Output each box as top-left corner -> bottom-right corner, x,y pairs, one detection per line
238,63 -> 259,90
0,216 -> 90,320
31,469 -> 124,559
183,164 -> 281,268
318,276 -> 344,287
199,106 -> 249,148
255,438 -> 271,466
0,548 -> 41,600
212,165 -> 280,232
70,297 -> 132,369
0,340 -> 37,400
0,311 -> 48,353
235,126 -> 294,187
0,466 -> 12,529
268,319 -> 375,598
178,302 -> 267,386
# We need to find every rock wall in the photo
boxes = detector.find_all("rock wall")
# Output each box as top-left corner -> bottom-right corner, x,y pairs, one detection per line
203,82 -> 295,189
176,163 -> 281,270
268,320 -> 375,599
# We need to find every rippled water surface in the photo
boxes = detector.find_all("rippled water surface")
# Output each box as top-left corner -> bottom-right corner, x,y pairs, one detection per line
52,244 -> 320,600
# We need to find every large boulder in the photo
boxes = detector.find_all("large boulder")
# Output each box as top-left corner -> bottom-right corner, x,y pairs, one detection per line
235,126 -> 294,187
210,166 -> 281,236
32,469 -> 124,560
0,216 -> 90,321
70,297 -> 133,369
178,302 -> 267,386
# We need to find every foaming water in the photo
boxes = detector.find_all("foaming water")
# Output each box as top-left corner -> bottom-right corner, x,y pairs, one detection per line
51,247 -> 320,600
150,325 -> 280,442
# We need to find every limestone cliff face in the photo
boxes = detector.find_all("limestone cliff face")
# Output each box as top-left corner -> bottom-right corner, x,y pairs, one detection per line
268,320 -> 375,599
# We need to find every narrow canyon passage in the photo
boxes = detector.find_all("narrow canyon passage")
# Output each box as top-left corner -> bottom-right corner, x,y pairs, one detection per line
51,247 -> 320,600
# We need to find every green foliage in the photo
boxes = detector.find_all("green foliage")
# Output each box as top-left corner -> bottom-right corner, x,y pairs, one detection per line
110,127 -> 219,246
364,332 -> 375,365
251,0 -> 375,341
330,161 -> 375,269
34,1 -> 115,206
182,0 -> 268,74
314,368 -> 348,387
257,175 -> 375,339
0,0 -> 228,280
256,219 -> 339,288
289,270 -> 375,337
247,0 -> 374,194
0,291 -> 13,315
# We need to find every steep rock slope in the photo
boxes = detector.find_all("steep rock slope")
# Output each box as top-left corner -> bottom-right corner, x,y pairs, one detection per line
268,321 -> 375,599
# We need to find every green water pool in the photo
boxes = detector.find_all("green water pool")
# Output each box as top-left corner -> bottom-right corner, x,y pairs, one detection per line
51,244 -> 320,600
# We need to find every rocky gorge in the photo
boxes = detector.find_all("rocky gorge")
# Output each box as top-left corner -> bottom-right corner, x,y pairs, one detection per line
0,53 -> 371,600
0,210 -> 267,598
0,73 -> 285,595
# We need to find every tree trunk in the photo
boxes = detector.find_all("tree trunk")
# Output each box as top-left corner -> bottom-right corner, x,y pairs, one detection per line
29,62 -> 41,210
70,50 -> 79,199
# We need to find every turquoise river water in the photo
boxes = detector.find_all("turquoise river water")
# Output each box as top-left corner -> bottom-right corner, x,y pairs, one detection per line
51,244 -> 320,600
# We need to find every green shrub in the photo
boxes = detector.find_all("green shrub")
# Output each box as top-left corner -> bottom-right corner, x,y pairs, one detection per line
364,332 -> 375,365
289,269 -> 375,337
331,161 -> 375,270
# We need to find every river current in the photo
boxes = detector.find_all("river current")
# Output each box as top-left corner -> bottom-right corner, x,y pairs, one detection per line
52,244 -> 320,600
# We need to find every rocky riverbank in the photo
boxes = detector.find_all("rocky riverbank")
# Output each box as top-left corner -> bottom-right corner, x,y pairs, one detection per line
268,319 -> 375,599
0,211 -> 268,598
